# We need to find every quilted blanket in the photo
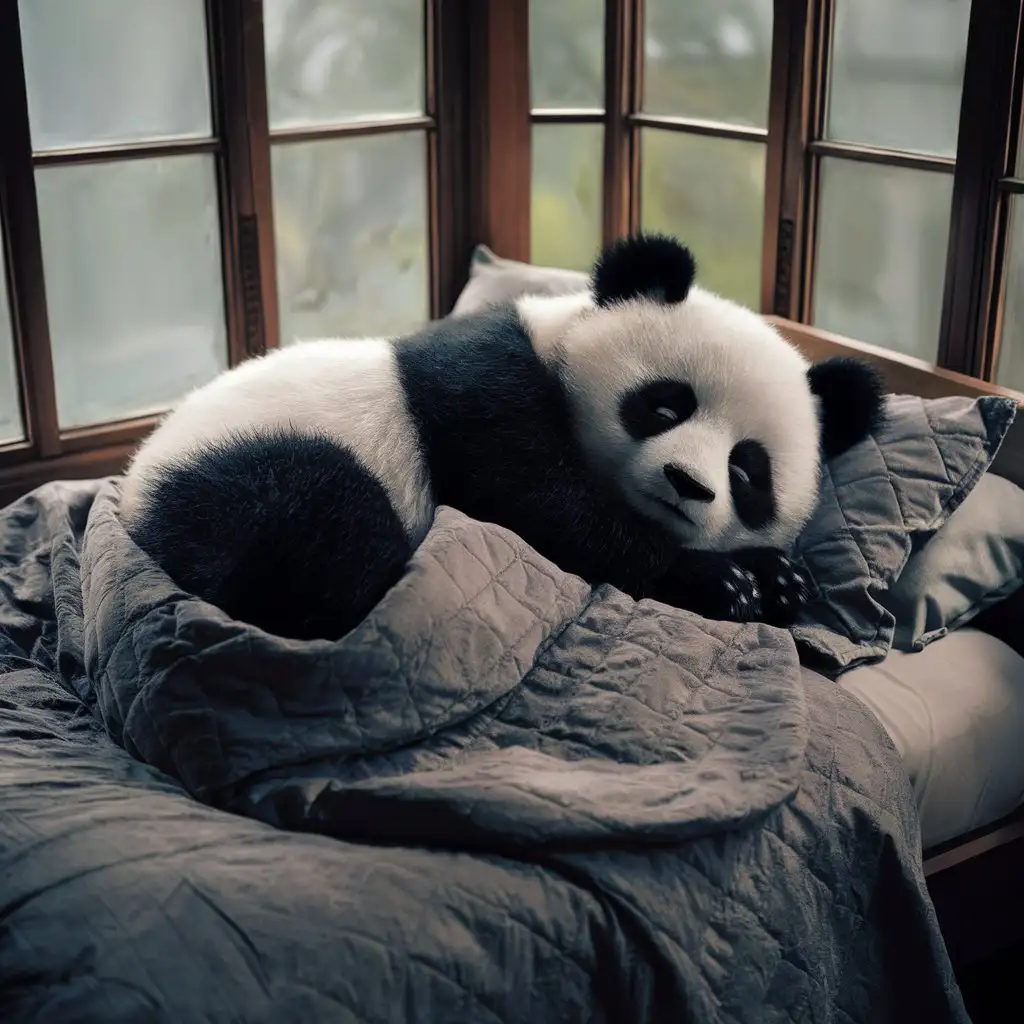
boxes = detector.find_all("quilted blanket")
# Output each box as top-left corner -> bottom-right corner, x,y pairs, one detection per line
0,479 -> 968,1023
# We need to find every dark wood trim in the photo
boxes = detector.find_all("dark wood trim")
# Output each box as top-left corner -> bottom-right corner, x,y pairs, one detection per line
0,2 -> 61,458
924,807 -> 1024,969
768,315 -> 1024,403
924,808 -> 1024,877
32,137 -> 218,168
531,109 -> 606,124
268,116 -> 435,146
208,0 -> 254,367
425,0 -> 440,320
798,0 -> 836,324
938,1 -> 1022,378
626,0 -> 644,234
430,0 -> 472,316
998,177 -> 1024,194
467,0 -> 531,261
60,415 -> 158,455
807,139 -> 955,174
238,0 -> 279,351
628,113 -> 768,144
0,440 -> 139,510
602,0 -> 632,243
763,0 -> 814,317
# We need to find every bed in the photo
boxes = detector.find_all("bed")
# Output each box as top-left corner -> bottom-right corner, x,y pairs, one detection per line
0,259 -> 1022,1022
769,316 -> 1024,974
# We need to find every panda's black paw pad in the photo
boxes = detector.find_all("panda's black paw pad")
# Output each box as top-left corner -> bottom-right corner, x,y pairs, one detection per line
754,555 -> 811,624
716,563 -> 763,622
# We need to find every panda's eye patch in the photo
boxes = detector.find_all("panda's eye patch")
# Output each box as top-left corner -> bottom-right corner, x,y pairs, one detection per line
729,440 -> 772,491
729,439 -> 775,530
619,380 -> 697,439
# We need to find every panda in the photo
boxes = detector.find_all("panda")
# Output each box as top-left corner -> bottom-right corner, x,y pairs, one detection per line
118,233 -> 885,642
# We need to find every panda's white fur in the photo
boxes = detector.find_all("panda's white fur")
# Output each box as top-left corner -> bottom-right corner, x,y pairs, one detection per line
120,233 -> 885,641
123,286 -> 819,555
120,337 -> 436,546
517,287 -> 822,551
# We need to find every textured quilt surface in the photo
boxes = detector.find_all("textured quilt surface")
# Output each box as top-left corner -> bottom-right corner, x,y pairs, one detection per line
0,479 -> 968,1023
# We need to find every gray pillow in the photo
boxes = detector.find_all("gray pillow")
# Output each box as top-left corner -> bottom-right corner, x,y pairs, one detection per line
450,245 -> 589,316
879,471 -> 1024,652
792,394 -> 1018,676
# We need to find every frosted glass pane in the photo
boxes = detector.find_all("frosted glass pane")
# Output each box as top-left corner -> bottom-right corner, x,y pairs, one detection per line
35,157 -> 228,430
264,0 -> 424,130
813,159 -> 953,362
643,0 -> 773,128
531,125 -> 604,272
530,0 -> 605,110
826,0 -> 970,157
996,200 -> 1024,393
641,130 -> 765,309
272,133 -> 429,342
18,0 -> 211,151
0,251 -> 24,444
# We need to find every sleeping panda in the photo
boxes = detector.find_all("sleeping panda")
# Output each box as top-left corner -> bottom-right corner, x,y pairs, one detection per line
119,234 -> 885,642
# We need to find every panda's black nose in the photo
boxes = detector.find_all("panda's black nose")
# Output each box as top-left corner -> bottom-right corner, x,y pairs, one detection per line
664,464 -> 716,503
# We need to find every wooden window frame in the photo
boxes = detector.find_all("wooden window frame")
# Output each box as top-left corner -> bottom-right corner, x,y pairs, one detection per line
492,0 -> 1024,389
0,0 -> 474,504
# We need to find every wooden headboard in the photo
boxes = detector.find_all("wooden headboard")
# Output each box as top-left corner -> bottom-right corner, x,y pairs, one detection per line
767,316 -> 1024,490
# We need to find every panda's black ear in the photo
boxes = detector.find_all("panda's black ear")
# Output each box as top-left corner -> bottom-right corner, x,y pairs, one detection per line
807,356 -> 887,460
592,233 -> 697,308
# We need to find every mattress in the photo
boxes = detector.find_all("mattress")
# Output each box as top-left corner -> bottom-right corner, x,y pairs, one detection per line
838,628 -> 1024,850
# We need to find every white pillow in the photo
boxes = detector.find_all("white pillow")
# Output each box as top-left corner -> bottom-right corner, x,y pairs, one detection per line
450,245 -> 590,316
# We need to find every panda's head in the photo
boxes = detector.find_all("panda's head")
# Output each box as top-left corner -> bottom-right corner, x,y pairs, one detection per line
518,233 -> 886,552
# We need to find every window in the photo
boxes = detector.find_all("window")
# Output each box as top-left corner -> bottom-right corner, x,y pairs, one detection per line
0,0 -> 467,501
515,1 -> 1024,389
638,0 -> 772,310
2,0 -> 1024,504
263,0 -> 430,342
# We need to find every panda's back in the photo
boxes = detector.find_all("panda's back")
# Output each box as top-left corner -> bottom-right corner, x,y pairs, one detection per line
116,304 -> 584,641
121,337 -> 434,543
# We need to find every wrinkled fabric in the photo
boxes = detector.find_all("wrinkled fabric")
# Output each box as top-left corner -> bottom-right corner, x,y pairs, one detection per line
793,393 -> 1017,675
0,478 -> 967,1023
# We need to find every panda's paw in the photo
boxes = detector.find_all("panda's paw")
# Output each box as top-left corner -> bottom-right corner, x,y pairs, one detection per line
731,549 -> 811,626
716,562 -> 764,623
678,560 -> 764,623
654,550 -> 764,622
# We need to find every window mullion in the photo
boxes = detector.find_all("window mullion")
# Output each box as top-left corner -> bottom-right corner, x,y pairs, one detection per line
208,0 -> 279,358
938,0 -> 1022,376
602,0 -> 635,243
0,2 -> 61,458
468,0 -> 531,262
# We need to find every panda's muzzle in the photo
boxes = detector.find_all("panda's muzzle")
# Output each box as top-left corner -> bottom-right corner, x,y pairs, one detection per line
664,464 -> 716,504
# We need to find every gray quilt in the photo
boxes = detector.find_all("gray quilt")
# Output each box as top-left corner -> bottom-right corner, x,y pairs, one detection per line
0,478 -> 968,1023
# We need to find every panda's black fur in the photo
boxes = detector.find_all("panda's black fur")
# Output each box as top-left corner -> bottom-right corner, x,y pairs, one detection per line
122,234 -> 887,641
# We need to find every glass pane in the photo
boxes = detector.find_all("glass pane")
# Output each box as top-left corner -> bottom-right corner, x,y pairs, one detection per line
530,0 -> 605,110
264,0 -> 424,130
640,129 -> 765,309
643,0 -> 773,128
996,199 -> 1024,393
18,0 -> 211,152
35,157 -> 228,430
531,124 -> 603,272
271,132 -> 429,342
0,250 -> 24,444
813,159 -> 953,362
826,0 -> 971,157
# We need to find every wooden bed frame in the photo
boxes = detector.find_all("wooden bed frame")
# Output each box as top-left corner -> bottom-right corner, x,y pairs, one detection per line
770,316 -> 1024,971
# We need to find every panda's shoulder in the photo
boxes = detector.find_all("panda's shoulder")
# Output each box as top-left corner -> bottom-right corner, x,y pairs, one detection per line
394,304 -> 558,400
